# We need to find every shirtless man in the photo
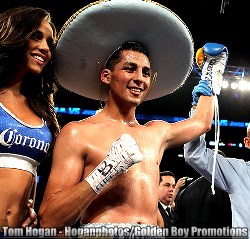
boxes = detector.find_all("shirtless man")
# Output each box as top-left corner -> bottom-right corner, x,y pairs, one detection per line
38,1 -> 228,237
39,39 -> 227,235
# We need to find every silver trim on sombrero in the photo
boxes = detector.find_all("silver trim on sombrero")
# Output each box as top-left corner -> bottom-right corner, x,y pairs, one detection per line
55,0 -> 194,101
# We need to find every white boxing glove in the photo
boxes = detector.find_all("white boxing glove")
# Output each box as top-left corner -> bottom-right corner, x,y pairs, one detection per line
196,42 -> 228,95
85,134 -> 143,194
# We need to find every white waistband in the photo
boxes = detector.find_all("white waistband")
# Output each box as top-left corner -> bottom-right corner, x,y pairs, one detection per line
78,223 -> 162,238
0,154 -> 39,176
80,223 -> 156,228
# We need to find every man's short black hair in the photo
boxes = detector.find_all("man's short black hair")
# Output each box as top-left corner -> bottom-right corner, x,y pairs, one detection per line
159,170 -> 176,183
104,41 -> 150,71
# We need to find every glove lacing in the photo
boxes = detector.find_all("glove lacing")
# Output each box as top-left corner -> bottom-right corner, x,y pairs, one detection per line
211,95 -> 220,195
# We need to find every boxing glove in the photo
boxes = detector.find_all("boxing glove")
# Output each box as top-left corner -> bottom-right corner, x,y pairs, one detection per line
85,134 -> 143,194
196,42 -> 228,95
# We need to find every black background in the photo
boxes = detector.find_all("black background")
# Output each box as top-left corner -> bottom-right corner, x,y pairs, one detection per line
1,0 -> 250,200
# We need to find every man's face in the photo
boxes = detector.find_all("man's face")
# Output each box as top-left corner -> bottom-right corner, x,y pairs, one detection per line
158,175 -> 176,206
105,50 -> 152,106
243,129 -> 250,149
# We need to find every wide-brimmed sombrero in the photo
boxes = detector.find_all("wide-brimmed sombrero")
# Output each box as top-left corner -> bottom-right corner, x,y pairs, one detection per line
55,0 -> 194,101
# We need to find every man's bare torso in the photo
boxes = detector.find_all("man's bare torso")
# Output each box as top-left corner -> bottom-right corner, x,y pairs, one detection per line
77,114 -> 166,225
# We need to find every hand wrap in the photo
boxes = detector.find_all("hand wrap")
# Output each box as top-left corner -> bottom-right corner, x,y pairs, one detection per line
85,134 -> 143,194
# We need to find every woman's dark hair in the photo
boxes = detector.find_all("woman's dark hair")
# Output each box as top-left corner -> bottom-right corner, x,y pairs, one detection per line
0,6 -> 60,149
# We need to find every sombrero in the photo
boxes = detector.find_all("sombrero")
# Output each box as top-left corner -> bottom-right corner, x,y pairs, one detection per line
55,0 -> 194,101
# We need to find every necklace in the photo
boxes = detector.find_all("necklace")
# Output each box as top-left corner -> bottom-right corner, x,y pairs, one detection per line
107,116 -> 137,125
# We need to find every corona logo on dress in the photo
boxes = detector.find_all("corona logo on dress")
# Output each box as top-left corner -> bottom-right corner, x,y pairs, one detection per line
0,128 -> 50,153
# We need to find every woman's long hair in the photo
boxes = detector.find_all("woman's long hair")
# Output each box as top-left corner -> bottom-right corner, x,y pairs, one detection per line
0,6 -> 60,150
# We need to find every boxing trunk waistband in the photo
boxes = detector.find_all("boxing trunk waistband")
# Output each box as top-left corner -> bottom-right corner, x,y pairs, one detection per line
78,223 -> 164,239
